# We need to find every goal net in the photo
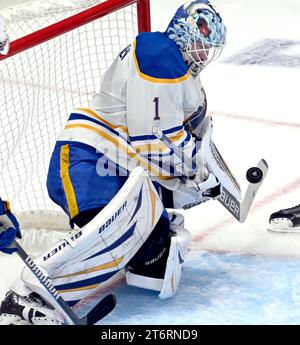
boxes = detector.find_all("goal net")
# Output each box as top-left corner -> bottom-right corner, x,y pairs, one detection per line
0,0 -> 150,235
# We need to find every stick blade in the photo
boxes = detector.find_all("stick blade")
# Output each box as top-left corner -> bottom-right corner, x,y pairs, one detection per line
217,159 -> 268,223
85,294 -> 117,325
239,159 -> 268,222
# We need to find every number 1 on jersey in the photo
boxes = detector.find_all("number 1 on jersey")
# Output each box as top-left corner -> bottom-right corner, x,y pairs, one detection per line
153,97 -> 160,120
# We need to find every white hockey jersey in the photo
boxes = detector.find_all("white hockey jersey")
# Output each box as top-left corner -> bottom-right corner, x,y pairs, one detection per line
57,32 -> 205,189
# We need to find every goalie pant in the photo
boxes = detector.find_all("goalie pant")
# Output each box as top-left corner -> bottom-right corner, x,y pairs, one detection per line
10,167 -> 190,313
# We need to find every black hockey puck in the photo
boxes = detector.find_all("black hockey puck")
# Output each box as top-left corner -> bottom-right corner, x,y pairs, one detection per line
246,167 -> 263,183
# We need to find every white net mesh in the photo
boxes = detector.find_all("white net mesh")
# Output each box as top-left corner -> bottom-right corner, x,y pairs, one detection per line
0,0 -> 138,228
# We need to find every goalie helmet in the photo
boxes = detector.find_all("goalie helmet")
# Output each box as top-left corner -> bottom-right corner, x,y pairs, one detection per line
166,0 -> 226,73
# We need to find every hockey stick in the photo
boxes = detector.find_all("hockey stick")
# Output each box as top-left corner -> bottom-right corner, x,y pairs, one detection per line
152,126 -> 268,223
217,158 -> 268,222
12,241 -> 116,325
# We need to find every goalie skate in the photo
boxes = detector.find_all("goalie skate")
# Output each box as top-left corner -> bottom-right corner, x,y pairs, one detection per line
0,291 -> 63,325
268,204 -> 300,233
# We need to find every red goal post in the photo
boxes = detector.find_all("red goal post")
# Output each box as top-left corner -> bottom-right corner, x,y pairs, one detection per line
0,0 -> 151,61
0,0 -> 151,237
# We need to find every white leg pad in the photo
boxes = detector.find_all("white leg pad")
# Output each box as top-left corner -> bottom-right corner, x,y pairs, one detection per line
126,212 -> 191,298
10,167 -> 164,308
125,272 -> 163,292
159,226 -> 191,299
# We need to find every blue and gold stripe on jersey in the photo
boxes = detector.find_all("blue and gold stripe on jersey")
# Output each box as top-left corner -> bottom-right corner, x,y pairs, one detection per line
69,108 -> 129,139
62,109 -> 179,178
130,125 -> 194,158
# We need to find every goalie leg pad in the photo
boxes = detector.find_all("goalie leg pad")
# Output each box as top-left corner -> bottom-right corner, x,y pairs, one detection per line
12,167 -> 164,310
126,212 -> 191,298
125,212 -> 172,291
159,212 -> 191,299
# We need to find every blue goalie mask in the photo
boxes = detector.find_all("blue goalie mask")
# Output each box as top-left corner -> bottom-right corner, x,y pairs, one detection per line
166,0 -> 226,72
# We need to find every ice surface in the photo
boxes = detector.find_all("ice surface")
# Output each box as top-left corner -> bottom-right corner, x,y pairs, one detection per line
1,0 -> 300,325
96,251 -> 300,325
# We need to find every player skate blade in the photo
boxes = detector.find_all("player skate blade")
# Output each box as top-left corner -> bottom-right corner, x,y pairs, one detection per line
268,218 -> 300,233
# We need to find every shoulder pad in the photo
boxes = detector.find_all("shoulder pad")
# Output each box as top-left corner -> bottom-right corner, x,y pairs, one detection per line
134,32 -> 190,82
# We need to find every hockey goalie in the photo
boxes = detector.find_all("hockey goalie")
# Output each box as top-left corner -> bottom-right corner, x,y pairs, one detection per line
0,1 -> 237,325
